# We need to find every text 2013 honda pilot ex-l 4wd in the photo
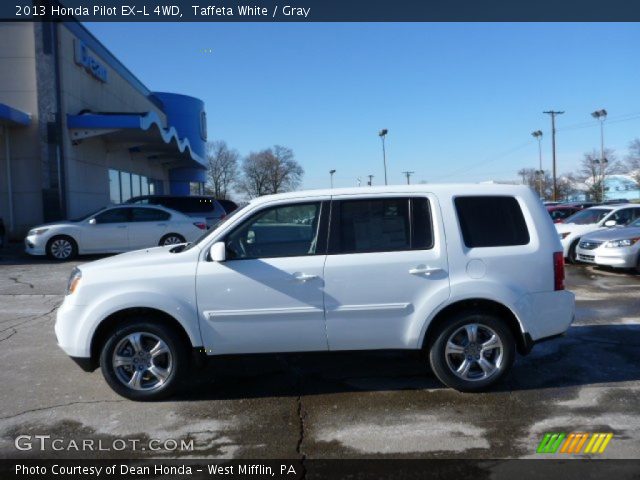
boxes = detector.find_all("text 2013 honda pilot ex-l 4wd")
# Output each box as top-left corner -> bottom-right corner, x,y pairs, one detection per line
56,185 -> 575,400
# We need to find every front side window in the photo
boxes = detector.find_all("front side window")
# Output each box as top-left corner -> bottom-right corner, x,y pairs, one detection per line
225,202 -> 322,259
94,208 -> 131,224
455,196 -> 529,248
608,208 -> 640,226
131,208 -> 171,222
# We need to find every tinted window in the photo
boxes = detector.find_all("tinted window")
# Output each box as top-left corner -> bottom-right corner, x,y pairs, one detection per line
218,199 -> 239,213
337,199 -> 410,253
411,197 -> 434,250
131,208 -> 170,222
225,202 -> 321,259
455,196 -> 529,248
94,208 -> 131,224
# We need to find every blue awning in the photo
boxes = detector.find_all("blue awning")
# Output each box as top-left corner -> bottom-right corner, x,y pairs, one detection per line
0,103 -> 31,127
66,111 -> 205,167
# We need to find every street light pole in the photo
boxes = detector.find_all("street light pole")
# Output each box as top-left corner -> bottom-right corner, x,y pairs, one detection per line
543,111 -> 564,201
532,130 -> 543,198
329,169 -> 336,189
378,129 -> 388,185
591,109 -> 607,202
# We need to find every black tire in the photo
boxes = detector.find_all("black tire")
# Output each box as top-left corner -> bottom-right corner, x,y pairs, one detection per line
428,312 -> 515,392
159,233 -> 186,246
567,239 -> 580,264
99,319 -> 188,401
46,235 -> 78,261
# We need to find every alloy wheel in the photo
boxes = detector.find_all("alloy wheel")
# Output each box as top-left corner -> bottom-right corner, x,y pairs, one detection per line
112,332 -> 173,391
162,236 -> 184,246
444,323 -> 504,381
50,239 -> 73,259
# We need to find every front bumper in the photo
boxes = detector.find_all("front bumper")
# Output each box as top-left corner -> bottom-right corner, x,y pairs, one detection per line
55,299 -> 91,358
576,246 -> 638,268
24,234 -> 47,256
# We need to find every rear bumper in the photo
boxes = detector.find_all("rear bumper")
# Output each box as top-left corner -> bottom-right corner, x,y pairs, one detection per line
517,289 -> 575,342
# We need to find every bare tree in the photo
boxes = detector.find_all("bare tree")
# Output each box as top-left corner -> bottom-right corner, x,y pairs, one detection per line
205,141 -> 239,199
517,167 -> 553,199
578,148 -> 622,202
556,173 -> 580,201
238,146 -> 304,198
624,138 -> 640,185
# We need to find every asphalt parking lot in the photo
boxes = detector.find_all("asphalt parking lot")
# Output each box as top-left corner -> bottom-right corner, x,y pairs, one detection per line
0,247 -> 638,460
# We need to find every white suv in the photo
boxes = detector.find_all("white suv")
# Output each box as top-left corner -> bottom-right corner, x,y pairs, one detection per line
56,185 -> 575,400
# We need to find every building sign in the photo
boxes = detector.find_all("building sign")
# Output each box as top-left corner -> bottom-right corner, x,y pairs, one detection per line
73,40 -> 108,83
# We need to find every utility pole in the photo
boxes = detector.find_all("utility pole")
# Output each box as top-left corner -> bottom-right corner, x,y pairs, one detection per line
402,171 -> 414,185
543,110 -> 564,201
367,174 -> 374,186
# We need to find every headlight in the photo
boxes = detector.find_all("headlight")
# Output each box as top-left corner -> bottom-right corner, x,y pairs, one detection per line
559,232 -> 571,239
66,267 -> 82,295
28,228 -> 49,236
604,238 -> 640,248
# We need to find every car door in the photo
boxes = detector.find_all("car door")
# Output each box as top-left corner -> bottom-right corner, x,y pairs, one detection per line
196,199 -> 330,354
128,207 -> 171,249
323,195 -> 450,350
607,207 -> 640,227
81,207 -> 130,252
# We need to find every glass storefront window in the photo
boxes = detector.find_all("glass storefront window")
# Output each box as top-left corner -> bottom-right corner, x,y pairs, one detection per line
121,172 -> 132,202
132,174 -> 141,197
141,176 -> 150,195
108,169 -> 120,203
190,182 -> 203,195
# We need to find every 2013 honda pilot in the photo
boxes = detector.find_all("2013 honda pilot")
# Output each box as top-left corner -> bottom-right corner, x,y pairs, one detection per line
56,185 -> 575,400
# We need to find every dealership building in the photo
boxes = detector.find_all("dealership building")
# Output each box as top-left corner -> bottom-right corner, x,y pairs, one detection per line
0,21 -> 207,238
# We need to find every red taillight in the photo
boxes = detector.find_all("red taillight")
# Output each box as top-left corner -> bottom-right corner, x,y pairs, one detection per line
553,251 -> 565,291
194,222 -> 206,230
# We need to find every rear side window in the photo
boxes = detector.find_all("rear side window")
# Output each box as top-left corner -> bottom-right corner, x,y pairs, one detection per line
455,196 -> 529,248
131,208 -> 170,222
331,197 -> 433,254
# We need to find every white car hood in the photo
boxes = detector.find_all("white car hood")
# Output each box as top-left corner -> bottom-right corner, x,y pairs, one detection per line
555,223 -> 604,236
78,244 -> 199,274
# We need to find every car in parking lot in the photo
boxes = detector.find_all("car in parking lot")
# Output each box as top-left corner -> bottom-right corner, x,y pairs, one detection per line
576,217 -> 640,272
556,204 -> 640,263
55,184 -> 574,400
25,205 -> 206,260
126,195 -> 238,229
546,205 -> 582,223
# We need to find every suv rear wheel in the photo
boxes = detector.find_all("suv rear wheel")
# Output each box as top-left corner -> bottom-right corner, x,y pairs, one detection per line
99,320 -> 187,400
428,312 -> 515,392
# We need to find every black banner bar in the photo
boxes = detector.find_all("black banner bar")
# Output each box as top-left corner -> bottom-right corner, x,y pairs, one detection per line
2,459 -> 640,480
3,0 -> 640,22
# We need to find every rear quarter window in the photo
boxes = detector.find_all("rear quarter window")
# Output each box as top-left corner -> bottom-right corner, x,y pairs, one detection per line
454,196 -> 530,248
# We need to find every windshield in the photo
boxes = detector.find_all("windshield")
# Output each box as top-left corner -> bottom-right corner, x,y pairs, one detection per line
179,204 -> 249,252
564,208 -> 612,225
69,207 -> 106,222
630,218 -> 640,228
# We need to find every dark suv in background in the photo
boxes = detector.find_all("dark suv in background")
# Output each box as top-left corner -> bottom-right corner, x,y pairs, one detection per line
125,195 -> 238,229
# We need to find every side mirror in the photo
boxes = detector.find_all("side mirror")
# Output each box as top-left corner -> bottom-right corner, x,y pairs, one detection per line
604,220 -> 616,227
88,218 -> 97,225
209,242 -> 226,262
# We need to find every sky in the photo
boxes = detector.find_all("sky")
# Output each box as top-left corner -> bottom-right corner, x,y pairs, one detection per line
86,22 -> 640,189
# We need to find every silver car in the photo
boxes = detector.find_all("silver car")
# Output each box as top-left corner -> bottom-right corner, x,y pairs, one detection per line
575,217 -> 640,273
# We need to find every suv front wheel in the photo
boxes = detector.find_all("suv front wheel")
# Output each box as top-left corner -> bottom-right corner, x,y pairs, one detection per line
99,320 -> 187,401
428,313 -> 515,392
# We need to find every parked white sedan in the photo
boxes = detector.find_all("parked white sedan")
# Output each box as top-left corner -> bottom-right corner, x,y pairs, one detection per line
25,205 -> 206,260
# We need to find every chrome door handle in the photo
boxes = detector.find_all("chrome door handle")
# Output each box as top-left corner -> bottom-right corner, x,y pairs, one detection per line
409,266 -> 442,276
117,225 -> 127,229
292,272 -> 318,282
